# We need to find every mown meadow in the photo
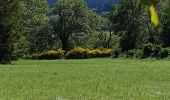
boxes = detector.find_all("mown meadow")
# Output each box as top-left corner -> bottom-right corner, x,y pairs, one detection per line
1,58 -> 170,100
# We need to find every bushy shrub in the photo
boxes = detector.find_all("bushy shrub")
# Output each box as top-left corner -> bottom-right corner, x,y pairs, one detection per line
127,50 -> 134,58
127,49 -> 143,59
10,53 -> 18,61
159,48 -> 169,58
30,46 -> 169,60
101,49 -> 112,57
143,43 -> 153,58
65,47 -> 112,59
134,50 -> 144,58
142,44 -> 169,58
88,49 -> 102,58
112,49 -> 121,58
152,45 -> 162,58
65,47 -> 90,59
89,49 -> 112,58
32,50 -> 65,60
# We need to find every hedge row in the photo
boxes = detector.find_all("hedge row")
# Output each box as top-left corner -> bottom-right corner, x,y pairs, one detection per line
65,47 -> 112,59
112,44 -> 170,59
31,48 -> 112,60
31,44 -> 170,60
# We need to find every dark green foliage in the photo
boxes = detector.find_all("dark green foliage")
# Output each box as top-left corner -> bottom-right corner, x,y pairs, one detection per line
143,43 -> 153,58
112,49 -> 121,58
22,0 -> 48,54
141,0 -> 170,18
161,16 -> 170,47
142,44 -> 169,59
10,53 -> 18,61
29,25 -> 55,53
134,50 -> 144,59
0,0 -> 23,64
127,50 -> 135,58
53,0 -> 101,51
109,0 -> 148,51
112,43 -> 170,59
152,45 -> 162,58
159,48 -> 170,58
120,36 -> 136,51
142,44 -> 170,59
0,29 -> 12,64
127,49 -> 144,59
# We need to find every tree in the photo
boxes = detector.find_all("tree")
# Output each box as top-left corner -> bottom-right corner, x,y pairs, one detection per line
109,0 -> 148,51
31,24 -> 55,52
52,0 -> 100,51
141,0 -> 170,19
147,0 -> 169,44
68,17 -> 113,49
0,0 -> 24,64
161,16 -> 170,47
22,0 -> 49,53
98,20 -> 115,49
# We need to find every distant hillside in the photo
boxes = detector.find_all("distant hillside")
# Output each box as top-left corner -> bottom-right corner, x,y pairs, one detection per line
48,0 -> 56,7
87,0 -> 118,12
47,0 -> 118,12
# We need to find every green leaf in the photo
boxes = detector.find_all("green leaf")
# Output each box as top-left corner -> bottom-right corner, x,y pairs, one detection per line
141,0 -> 152,5
141,0 -> 161,5
141,0 -> 170,19
165,6 -> 170,18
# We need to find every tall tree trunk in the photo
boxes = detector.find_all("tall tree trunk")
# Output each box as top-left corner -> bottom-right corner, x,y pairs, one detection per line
61,37 -> 69,52
0,27 -> 11,64
107,31 -> 113,48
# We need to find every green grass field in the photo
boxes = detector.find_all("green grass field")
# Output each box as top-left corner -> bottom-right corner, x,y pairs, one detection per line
0,58 -> 170,100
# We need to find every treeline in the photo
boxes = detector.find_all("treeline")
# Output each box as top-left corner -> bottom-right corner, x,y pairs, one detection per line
0,0 -> 170,64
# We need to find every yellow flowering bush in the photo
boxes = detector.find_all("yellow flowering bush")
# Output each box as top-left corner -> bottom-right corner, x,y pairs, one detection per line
89,49 -> 112,58
101,49 -> 112,57
65,47 -> 90,59
32,50 -> 65,60
32,48 -> 112,60
65,47 -> 112,59
88,49 -> 102,58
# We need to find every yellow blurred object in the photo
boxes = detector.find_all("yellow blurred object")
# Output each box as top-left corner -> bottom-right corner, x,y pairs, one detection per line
149,3 -> 159,26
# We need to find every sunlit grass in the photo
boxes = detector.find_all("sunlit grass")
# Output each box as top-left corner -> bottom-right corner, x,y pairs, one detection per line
0,58 -> 170,99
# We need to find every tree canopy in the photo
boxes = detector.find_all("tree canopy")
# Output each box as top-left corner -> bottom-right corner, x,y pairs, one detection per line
142,0 -> 170,18
1,0 -> 170,63
52,0 -> 102,51
0,0 -> 24,64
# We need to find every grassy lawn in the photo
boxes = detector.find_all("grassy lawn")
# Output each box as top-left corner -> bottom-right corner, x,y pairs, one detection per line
0,58 -> 170,100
